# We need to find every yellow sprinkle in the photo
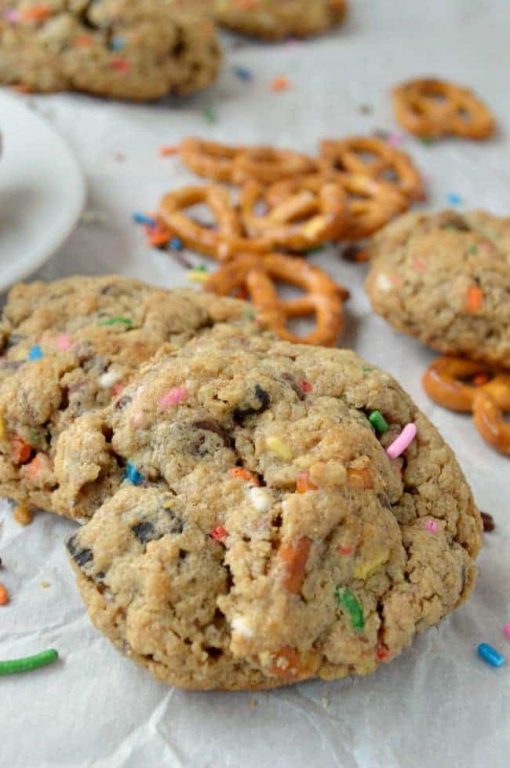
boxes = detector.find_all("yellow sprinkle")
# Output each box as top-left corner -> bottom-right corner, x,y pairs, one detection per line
353,551 -> 389,580
266,436 -> 293,461
187,270 -> 209,283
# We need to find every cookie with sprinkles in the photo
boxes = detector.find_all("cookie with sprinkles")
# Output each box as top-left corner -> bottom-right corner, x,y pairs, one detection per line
63,331 -> 481,690
365,210 -> 510,369
0,275 -> 265,517
213,0 -> 347,41
0,0 -> 220,100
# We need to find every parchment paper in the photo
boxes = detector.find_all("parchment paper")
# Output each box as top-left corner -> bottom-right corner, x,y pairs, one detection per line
1,2 -> 509,766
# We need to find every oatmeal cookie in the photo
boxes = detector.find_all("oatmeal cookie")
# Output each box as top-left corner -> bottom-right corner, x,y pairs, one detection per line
63,331 -> 481,690
365,210 -> 510,369
0,0 -> 220,100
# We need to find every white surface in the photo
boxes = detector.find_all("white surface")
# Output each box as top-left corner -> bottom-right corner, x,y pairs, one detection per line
1,2 -> 510,767
0,92 -> 85,292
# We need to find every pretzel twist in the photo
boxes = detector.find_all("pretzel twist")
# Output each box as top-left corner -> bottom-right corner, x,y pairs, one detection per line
204,252 -> 349,346
393,79 -> 495,140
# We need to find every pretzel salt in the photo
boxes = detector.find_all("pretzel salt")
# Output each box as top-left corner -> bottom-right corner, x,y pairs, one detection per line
319,136 -> 424,201
204,252 -> 349,346
393,79 -> 495,140
239,179 -> 347,251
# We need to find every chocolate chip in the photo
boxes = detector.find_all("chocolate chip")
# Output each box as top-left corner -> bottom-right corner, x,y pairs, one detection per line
193,420 -> 233,448
66,535 -> 93,567
115,395 -> 132,410
132,521 -> 157,543
233,385 -> 271,424
166,510 -> 184,534
281,373 -> 305,400
481,511 -> 495,532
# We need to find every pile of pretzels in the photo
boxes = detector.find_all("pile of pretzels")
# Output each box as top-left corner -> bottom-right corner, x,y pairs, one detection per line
152,135 -> 424,346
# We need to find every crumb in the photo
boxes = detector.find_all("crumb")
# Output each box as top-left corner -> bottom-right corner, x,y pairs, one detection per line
14,504 -> 33,526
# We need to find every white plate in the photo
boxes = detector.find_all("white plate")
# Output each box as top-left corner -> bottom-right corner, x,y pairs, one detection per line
0,92 -> 85,292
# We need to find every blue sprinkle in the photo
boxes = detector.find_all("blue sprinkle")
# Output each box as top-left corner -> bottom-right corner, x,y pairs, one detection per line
446,192 -> 462,206
477,642 -> 506,668
132,212 -> 157,227
169,237 -> 184,251
125,461 -> 143,486
110,36 -> 125,51
27,345 -> 43,361
233,66 -> 253,82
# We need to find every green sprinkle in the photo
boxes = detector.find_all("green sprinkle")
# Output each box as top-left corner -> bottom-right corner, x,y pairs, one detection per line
99,316 -> 133,328
361,366 -> 373,373
418,137 -> 435,146
368,410 -> 389,434
335,587 -> 365,630
243,309 -> 256,320
467,244 -> 478,254
195,264 -> 208,272
203,106 -> 216,124
0,648 -> 59,676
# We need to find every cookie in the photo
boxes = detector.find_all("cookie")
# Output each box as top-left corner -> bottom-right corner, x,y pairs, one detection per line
213,0 -> 347,41
0,0 -> 221,100
365,211 -> 510,369
64,331 -> 481,690
0,275 -> 261,515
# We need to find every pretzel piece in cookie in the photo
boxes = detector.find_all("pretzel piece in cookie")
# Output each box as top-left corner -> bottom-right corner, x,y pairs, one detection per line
204,252 -> 349,346
240,179 -> 347,251
393,79 -> 495,140
158,185 -> 270,260
319,136 -> 425,201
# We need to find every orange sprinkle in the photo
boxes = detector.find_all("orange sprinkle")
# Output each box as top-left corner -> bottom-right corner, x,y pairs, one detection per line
338,545 -> 353,556
74,34 -> 93,48
376,644 -> 390,661
229,467 -> 260,485
110,58 -> 131,73
159,145 -> 180,157
25,453 -> 50,481
270,76 -> 290,92
296,470 -> 318,493
466,285 -> 483,313
271,646 -> 301,679
211,525 -> 228,541
14,504 -> 33,526
347,467 -> 374,490
0,583 -> 9,606
473,373 -> 490,387
11,436 -> 32,465
278,537 -> 312,593
21,5 -> 51,21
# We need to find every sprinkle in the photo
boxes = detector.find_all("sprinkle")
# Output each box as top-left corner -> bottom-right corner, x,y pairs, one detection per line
159,386 -> 188,407
387,132 -> 405,147
504,624 -> 510,640
132,212 -> 157,226
376,644 -> 390,661
247,486 -> 273,512
110,36 -> 125,51
125,462 -> 143,486
4,9 -> 21,21
296,470 -> 317,493
11,436 -> 32,465
412,257 -> 427,272
298,379 -> 313,393
424,519 -> 439,533
159,144 -> 179,157
266,436 -> 293,461
147,224 -> 172,248
73,34 -> 93,48
338,545 -> 353,556
55,334 -> 72,351
477,643 -> 505,668
169,237 -> 184,251
368,410 -> 389,434
27,345 -> 43,361
0,583 -> 9,605
466,285 -> 483,313
386,423 -> 417,459
187,269 -> 209,283
446,192 -> 462,206
481,511 -> 495,532
270,75 -> 290,92
99,370 -> 121,389
25,453 -> 50,480
203,106 -> 216,124
0,649 -> 59,676
99,316 -> 133,328
353,552 -> 388,580
211,525 -> 228,541
110,58 -> 131,73
14,504 -> 33,526
418,137 -> 435,146
233,65 -> 253,81
229,467 -> 259,484
467,244 -> 478,255
20,5 -> 51,21
335,587 -> 365,630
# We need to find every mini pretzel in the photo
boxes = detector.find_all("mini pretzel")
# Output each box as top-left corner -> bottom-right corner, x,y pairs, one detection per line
239,179 -> 347,251
319,136 -> 425,201
204,252 -> 349,346
267,173 -> 407,240
392,79 -> 495,140
180,137 -> 316,185
158,185 -> 270,261
472,391 -> 510,455
422,357 -> 510,413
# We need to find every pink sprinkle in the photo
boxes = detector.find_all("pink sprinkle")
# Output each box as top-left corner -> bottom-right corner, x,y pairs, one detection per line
386,423 -> 417,459
110,59 -> 130,73
387,132 -> 405,147
55,334 -> 72,351
159,386 -> 188,407
504,623 -> 510,640
4,9 -> 20,21
112,382 -> 124,397
412,258 -> 427,272
298,379 -> 313,393
425,519 -> 438,533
